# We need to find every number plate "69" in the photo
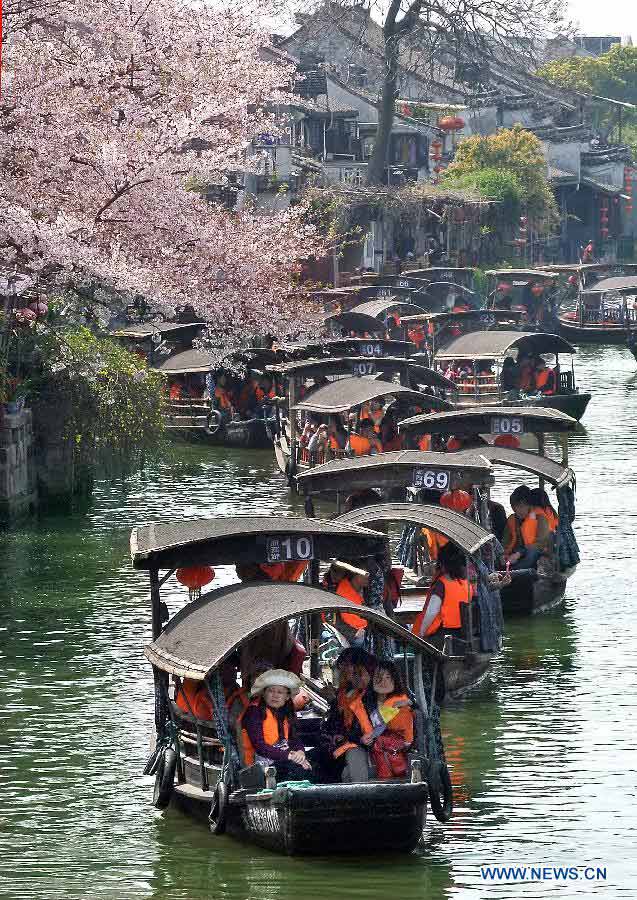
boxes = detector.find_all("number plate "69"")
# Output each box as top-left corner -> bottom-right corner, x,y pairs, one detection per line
412,469 -> 450,490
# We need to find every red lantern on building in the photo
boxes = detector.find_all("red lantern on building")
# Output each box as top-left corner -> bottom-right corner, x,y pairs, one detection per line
176,565 -> 215,601
438,115 -> 465,132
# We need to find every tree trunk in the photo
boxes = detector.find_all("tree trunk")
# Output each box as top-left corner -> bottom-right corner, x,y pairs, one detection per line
366,35 -> 399,185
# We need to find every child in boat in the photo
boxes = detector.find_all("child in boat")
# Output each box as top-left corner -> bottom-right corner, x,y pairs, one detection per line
241,669 -> 314,781
338,659 -> 414,783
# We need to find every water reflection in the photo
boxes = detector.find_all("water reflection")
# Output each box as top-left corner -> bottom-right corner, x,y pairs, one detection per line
1,347 -> 637,897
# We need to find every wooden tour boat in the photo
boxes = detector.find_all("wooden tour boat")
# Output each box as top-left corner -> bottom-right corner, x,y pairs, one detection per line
296,455 -> 503,697
432,331 -> 591,420
557,277 -> 637,344
155,349 -> 275,449
133,515 -> 455,856
485,269 -> 560,329
398,406 -> 580,614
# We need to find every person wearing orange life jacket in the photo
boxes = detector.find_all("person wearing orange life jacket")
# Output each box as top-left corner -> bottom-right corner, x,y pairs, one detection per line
337,659 -> 414,782
169,381 -> 183,401
422,489 -> 471,561
408,324 -> 426,349
413,542 -> 475,641
346,416 -> 373,457
417,433 -> 432,451
369,400 -> 385,434
529,488 -> 559,533
175,677 -> 214,719
381,411 -> 403,451
240,669 -> 314,780
330,561 -> 370,647
214,374 -> 234,414
533,357 -> 556,395
327,417 -> 347,453
360,419 -> 383,454
502,485 -> 551,570
518,355 -> 535,392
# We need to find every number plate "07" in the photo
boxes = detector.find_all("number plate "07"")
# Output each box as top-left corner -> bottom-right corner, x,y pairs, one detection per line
266,535 -> 315,563
412,469 -> 450,490
490,416 -> 523,435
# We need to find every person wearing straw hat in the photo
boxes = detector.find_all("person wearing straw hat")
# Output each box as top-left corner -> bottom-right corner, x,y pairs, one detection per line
330,561 -> 370,647
240,669 -> 314,782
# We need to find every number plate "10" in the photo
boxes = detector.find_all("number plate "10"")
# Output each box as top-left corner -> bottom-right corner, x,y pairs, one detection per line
490,416 -> 523,435
266,535 -> 315,563
413,469 -> 450,490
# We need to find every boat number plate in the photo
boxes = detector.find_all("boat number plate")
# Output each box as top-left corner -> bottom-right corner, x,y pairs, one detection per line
266,535 -> 315,563
412,468 -> 450,490
396,279 -> 411,288
351,360 -> 377,377
490,416 -> 523,435
360,342 -> 383,357
377,287 -> 393,297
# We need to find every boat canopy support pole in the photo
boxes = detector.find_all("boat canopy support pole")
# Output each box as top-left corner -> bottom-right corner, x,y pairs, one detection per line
413,651 -> 429,736
159,568 -> 176,589
150,567 -> 162,640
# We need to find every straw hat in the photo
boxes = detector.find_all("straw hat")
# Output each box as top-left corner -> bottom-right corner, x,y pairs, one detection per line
249,669 -> 301,698
330,560 -> 370,582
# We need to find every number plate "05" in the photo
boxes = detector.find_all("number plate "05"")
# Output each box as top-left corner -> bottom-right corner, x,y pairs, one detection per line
490,416 -> 523,435
266,535 -> 315,563
412,469 -> 450,490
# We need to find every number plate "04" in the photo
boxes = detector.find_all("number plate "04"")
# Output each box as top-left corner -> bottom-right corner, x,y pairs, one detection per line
490,416 -> 523,435
266,535 -> 315,563
412,469 -> 450,490
360,342 -> 383,357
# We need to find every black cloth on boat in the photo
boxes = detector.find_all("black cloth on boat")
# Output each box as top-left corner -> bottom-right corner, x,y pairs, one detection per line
557,485 -> 580,569
473,555 -> 504,653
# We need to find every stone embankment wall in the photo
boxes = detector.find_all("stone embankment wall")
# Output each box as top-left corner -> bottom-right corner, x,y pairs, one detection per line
0,408 -> 37,523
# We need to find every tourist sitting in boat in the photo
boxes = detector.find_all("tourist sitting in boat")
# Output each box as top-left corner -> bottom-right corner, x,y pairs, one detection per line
518,355 -> 535,393
346,420 -> 372,457
336,659 -> 414,783
381,411 -> 403,451
502,485 -> 551,570
327,417 -> 347,453
214,375 -> 235,417
532,357 -> 557,395
329,560 -> 370,647
299,420 -> 317,448
169,380 -> 183,400
363,419 -> 384,454
412,542 -> 474,642
241,669 -> 314,781
255,377 -> 276,405
307,424 -> 329,461
501,357 -> 520,396
529,488 -> 559,533
175,656 -> 243,722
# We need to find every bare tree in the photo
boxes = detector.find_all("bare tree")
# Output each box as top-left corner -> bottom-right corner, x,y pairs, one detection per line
287,0 -> 569,184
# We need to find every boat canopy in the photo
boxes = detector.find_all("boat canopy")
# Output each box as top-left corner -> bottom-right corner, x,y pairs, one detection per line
325,311 -> 387,333
477,446 -> 574,488
335,502 -> 494,556
267,356 -> 454,388
402,309 -> 523,325
131,515 -> 386,570
111,321 -> 206,340
399,406 -> 578,436
349,299 -> 425,318
434,331 -> 576,362
296,449 -> 493,495
154,348 -> 214,374
485,270 -> 558,282
582,276 -> 637,293
291,378 -> 426,414
145,582 -> 443,679
316,337 -> 413,357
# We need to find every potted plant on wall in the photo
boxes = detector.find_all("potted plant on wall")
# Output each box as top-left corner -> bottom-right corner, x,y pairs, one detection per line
1,375 -> 33,414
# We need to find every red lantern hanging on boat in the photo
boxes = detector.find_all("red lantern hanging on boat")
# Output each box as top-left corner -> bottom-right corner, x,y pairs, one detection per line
531,283 -> 544,296
493,434 -> 521,449
440,489 -> 472,512
438,115 -> 465,132
568,274 -> 578,286
497,282 -> 513,293
176,565 -> 215,601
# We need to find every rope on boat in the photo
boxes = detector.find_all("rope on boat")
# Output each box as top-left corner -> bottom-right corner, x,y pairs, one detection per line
209,672 -> 241,773
473,554 -> 504,653
397,524 -> 419,571
557,485 -> 580,570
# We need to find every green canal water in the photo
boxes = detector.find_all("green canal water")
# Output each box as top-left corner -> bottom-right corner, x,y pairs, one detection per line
2,346 -> 637,899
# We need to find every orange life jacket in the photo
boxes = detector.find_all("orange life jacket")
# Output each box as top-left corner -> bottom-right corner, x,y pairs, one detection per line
446,436 -> 463,452
418,434 -> 432,451
225,685 -> 250,716
259,561 -> 309,582
175,678 -> 214,720
328,434 -> 341,451
214,387 -> 232,410
241,701 -> 290,766
334,692 -> 413,759
169,383 -> 182,400
503,507 -> 548,554
336,577 -> 368,631
541,507 -> 559,532
413,575 -> 474,637
408,326 -> 426,347
534,368 -> 556,395
422,528 -> 449,561
348,433 -> 372,456
383,434 -> 403,452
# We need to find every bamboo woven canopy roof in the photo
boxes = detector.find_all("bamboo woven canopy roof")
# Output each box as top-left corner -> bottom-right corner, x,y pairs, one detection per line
296,449 -> 493,494
401,309 -> 523,325
335,502 -> 494,555
154,349 -> 214,374
111,321 -> 205,339
266,356 -> 453,389
349,299 -> 425,318
399,406 -> 578,436
583,276 -> 637,293
434,331 -> 576,361
131,516 -> 386,570
144,582 -> 443,678
291,378 -> 426,413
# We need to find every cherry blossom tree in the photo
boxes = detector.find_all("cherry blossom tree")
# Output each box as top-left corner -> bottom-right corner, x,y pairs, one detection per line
1,0 -> 325,359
